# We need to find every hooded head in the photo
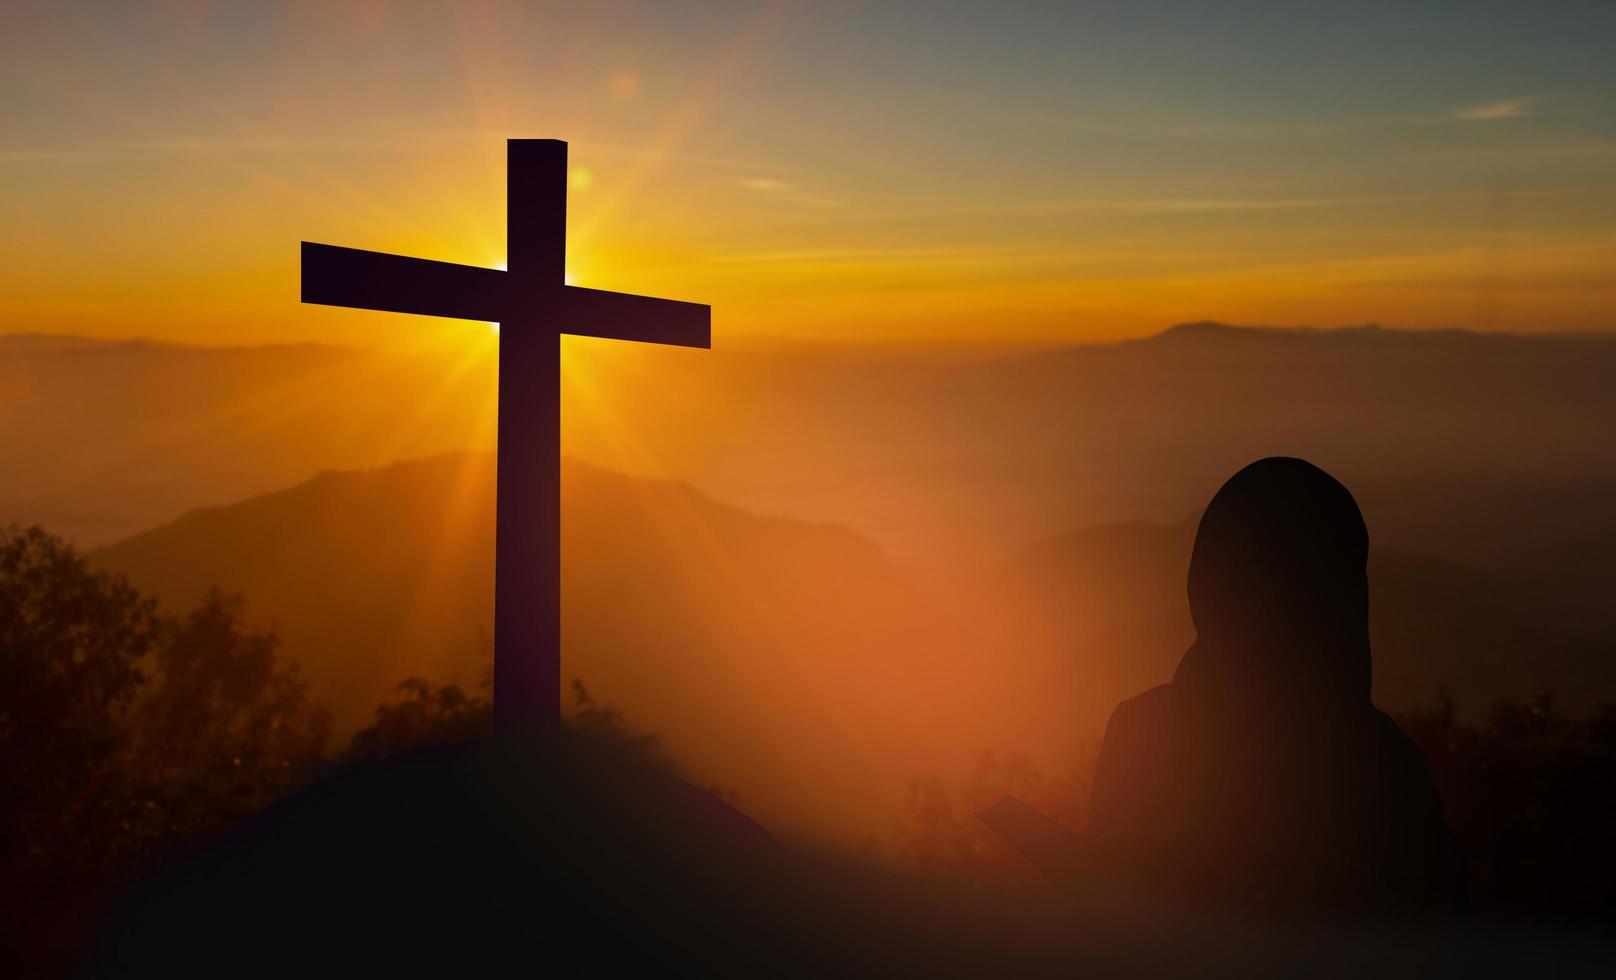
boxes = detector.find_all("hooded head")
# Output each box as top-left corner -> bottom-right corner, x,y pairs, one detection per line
1174,457 -> 1372,714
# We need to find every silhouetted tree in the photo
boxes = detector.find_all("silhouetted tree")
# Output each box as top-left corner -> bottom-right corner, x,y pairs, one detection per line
344,674 -> 493,764
0,526 -> 329,977
0,526 -> 160,881
567,678 -> 669,768
1400,691 -> 1616,908
117,590 -> 331,862
890,745 -> 1098,875
343,672 -> 666,772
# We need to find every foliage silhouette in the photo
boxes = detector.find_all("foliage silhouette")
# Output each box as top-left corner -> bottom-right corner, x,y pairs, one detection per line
5,523 -> 1616,976
342,661 -> 669,773
342,673 -> 493,765
1,526 -> 160,883
1402,690 -> 1616,910
0,527 -> 329,978
889,746 -> 1097,874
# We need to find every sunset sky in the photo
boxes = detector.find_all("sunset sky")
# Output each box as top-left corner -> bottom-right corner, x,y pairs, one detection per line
4,0 -> 1614,349
8,3 -> 1616,899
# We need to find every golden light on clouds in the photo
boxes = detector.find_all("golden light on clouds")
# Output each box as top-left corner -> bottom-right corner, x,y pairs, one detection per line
608,71 -> 641,101
2,3 -> 1612,350
1451,97 -> 1536,121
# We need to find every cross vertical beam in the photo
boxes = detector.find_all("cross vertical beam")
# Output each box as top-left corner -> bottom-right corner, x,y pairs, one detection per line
300,137 -> 709,733
496,139 -> 567,727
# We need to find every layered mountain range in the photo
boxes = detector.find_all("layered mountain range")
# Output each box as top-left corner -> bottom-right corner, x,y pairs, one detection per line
10,322 -> 1614,839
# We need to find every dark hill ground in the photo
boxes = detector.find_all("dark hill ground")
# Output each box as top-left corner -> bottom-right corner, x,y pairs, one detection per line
91,728 -> 1616,978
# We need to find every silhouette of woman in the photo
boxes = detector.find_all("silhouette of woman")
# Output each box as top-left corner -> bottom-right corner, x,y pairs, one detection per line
1087,457 -> 1463,908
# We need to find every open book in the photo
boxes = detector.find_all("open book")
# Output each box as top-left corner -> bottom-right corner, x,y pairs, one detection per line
975,795 -> 1087,875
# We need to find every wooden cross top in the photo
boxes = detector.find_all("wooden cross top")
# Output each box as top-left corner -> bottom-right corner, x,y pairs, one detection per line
302,138 -> 711,727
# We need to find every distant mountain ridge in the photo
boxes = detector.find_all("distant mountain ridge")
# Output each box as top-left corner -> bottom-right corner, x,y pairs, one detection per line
84,448 -> 1616,842
1138,319 -> 1391,345
0,334 -> 486,546
18,320 -> 1616,353
1129,320 -> 1616,348
11,319 -> 1616,577
90,452 -> 897,724
992,518 -> 1616,722
87,452 -> 1027,841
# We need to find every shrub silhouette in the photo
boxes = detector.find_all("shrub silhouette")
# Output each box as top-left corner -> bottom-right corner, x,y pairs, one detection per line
7,523 -> 1616,976
2,526 -> 681,977
890,696 -> 1616,913
343,668 -> 666,771
0,526 -> 330,978
889,746 -> 1097,874
1,526 -> 160,884
1400,691 -> 1616,909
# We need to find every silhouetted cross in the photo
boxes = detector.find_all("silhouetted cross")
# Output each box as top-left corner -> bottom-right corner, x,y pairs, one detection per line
301,139 -> 710,728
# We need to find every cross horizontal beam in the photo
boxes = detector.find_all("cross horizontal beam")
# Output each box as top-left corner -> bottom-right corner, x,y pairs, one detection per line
547,285 -> 710,348
301,241 -> 710,348
302,242 -> 503,323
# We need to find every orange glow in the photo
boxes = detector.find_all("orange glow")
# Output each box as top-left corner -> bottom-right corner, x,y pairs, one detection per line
7,0 -> 1616,857
6,5 -> 1613,350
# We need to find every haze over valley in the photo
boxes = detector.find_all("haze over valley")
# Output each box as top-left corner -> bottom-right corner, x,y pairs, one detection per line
10,322 -> 1614,842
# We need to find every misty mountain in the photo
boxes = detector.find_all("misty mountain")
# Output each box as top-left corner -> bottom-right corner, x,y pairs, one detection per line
87,453 -> 1044,841
0,334 -> 494,546
12,323 -> 1616,581
86,450 -> 1616,843
992,517 -> 1616,723
565,320 -> 1616,573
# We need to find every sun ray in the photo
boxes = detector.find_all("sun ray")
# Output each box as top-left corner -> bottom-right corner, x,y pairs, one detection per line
573,3 -> 790,256
560,337 -> 879,813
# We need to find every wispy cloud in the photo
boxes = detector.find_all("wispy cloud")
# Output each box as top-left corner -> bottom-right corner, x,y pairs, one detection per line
1054,118 -> 1281,140
1450,97 -> 1535,121
0,132 -> 452,164
1052,96 -> 1545,142
1063,196 -> 1358,215
738,177 -> 793,192
730,175 -> 843,209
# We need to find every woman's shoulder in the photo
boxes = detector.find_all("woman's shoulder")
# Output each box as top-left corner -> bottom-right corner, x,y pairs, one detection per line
1110,683 -> 1177,721
1368,707 -> 1426,757
1101,684 -> 1183,754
